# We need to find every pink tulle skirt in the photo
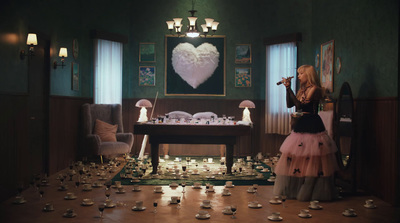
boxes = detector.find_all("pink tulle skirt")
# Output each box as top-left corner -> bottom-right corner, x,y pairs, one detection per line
274,131 -> 338,177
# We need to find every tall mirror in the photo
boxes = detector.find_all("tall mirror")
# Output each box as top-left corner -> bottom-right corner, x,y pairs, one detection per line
335,82 -> 356,193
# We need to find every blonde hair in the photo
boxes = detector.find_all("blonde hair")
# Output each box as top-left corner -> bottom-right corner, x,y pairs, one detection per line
297,65 -> 321,87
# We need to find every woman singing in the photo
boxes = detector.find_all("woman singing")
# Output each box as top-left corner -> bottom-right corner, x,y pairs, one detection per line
273,65 -> 338,201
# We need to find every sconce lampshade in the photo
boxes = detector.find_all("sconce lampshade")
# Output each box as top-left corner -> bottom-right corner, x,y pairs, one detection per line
59,47 -> 68,57
26,33 -> 37,45
239,100 -> 255,109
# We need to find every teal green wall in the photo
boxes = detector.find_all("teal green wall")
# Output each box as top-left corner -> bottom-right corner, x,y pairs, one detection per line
0,0 -> 398,99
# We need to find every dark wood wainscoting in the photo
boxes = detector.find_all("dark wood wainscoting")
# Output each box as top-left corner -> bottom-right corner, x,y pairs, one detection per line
0,93 -> 29,202
49,96 -> 92,175
354,97 -> 398,205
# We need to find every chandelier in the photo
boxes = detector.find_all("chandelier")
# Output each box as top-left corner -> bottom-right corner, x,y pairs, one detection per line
166,0 -> 219,38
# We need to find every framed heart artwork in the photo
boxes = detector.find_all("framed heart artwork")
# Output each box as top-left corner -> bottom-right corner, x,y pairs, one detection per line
164,35 -> 226,96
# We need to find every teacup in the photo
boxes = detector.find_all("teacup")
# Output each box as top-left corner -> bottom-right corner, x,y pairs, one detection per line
248,201 -> 259,207
82,198 -> 92,204
271,212 -> 281,220
44,203 -> 54,210
170,182 -> 178,187
66,208 -> 74,216
365,199 -> 374,207
202,200 -> 211,207
247,156 -> 252,161
248,186 -> 255,192
193,169 -> 199,174
114,181 -> 122,188
257,173 -> 264,178
222,188 -> 230,194
223,206 -> 232,213
198,210 -> 208,217
344,208 -> 355,216
203,158 -> 207,163
105,199 -> 113,206
136,200 -> 143,209
208,158 -> 213,163
171,196 -> 178,203
133,185 -> 140,191
83,184 -> 92,190
225,181 -> 233,187
175,157 -> 180,162
208,185 -> 214,191
66,192 -> 75,198
117,187 -> 125,192
299,209 -> 310,217
310,200 -> 319,208
14,196 -> 24,203
154,186 -> 162,192
194,182 -> 202,187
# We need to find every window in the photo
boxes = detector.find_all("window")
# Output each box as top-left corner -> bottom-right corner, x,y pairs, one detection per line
265,42 -> 297,134
94,39 -> 123,104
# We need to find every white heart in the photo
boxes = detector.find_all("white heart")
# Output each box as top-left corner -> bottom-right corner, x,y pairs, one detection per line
171,42 -> 220,89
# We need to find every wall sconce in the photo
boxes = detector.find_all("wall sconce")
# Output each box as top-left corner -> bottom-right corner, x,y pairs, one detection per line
135,99 -> 152,122
53,47 -> 68,69
20,33 -> 38,60
238,100 -> 256,125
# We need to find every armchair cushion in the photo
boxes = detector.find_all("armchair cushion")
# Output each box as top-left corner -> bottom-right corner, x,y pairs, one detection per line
94,119 -> 117,142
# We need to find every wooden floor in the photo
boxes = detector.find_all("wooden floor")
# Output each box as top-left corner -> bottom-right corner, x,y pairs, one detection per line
1,161 -> 399,223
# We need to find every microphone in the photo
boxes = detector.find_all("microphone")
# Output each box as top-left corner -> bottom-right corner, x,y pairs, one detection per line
276,76 -> 294,85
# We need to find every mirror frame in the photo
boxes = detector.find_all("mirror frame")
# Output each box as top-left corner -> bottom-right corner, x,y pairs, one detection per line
335,82 -> 355,170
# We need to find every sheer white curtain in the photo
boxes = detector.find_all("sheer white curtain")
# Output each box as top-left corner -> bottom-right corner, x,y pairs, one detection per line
94,39 -> 123,104
265,42 -> 297,134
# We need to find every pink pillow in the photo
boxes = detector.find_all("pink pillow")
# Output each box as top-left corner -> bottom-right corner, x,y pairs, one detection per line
94,119 -> 117,142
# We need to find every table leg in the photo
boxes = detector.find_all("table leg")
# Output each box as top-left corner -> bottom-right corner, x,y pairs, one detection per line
226,144 -> 234,174
151,143 -> 159,174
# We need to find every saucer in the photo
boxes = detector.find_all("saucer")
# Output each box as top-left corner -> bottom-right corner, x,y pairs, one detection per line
222,210 -> 233,215
207,189 -> 215,192
132,188 -> 141,192
267,178 -> 276,182
256,166 -> 264,169
191,173 -> 200,175
309,205 -> 323,210
248,204 -> 262,208
206,176 -> 215,179
92,183 -> 103,188
267,216 -> 283,221
342,212 -> 357,217
64,195 -> 77,200
105,203 -> 116,208
83,188 -> 92,191
116,190 -> 126,194
63,213 -> 77,218
132,206 -> 146,211
81,201 -> 94,206
247,190 -> 256,193
154,190 -> 163,193
131,179 -> 140,183
298,214 -> 312,218
364,204 -> 377,209
222,192 -> 231,196
225,185 -> 234,188
58,187 -> 68,191
195,214 -> 211,219
169,184 -> 179,187
269,200 -> 282,204
43,207 -> 54,212
13,199 -> 27,204
169,200 -> 178,204
261,169 -> 270,172
200,204 -> 212,209
192,186 -> 202,189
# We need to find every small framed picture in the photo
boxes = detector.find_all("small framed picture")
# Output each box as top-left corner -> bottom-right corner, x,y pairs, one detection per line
320,40 -> 334,93
235,44 -> 251,64
139,42 -> 156,62
139,66 -> 155,86
71,62 -> 79,91
235,67 -> 251,87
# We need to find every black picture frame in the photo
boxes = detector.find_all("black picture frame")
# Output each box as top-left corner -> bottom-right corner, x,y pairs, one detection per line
164,35 -> 226,96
